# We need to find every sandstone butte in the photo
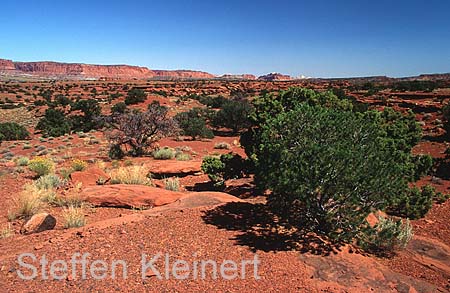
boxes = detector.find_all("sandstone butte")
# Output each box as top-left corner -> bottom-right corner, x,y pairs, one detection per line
0,58 -> 215,80
258,72 -> 293,81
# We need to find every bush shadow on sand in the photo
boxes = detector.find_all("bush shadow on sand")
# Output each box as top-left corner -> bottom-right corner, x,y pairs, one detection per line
202,202 -> 343,256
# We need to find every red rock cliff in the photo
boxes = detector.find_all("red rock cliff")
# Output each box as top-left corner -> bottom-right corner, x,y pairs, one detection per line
258,72 -> 292,81
0,58 -> 216,80
219,74 -> 257,80
152,70 -> 215,79
13,61 -> 153,79
0,59 -> 15,70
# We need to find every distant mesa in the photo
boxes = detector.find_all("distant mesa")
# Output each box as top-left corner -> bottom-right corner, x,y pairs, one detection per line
0,57 -> 302,81
0,58 -> 215,80
0,59 -> 15,70
219,74 -> 257,80
0,57 -> 304,81
152,69 -> 215,79
257,72 -> 293,81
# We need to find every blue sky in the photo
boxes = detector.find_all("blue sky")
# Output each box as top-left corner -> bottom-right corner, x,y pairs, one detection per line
1,0 -> 449,77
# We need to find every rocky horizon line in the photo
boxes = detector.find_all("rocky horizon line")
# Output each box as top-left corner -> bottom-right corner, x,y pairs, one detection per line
1,57 -> 449,81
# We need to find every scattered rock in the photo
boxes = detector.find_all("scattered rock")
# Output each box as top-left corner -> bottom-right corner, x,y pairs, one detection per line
70,167 -> 110,186
82,183 -> 243,212
20,213 -> 56,235
34,244 -> 44,250
365,211 -> 388,227
431,176 -> 443,185
83,185 -> 184,208
146,160 -> 202,178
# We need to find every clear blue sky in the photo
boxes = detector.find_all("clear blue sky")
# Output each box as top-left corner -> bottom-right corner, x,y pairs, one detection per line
1,0 -> 449,77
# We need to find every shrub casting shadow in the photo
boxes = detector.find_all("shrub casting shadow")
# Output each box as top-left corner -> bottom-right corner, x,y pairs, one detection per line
202,202 -> 342,255
435,158 -> 450,180
422,134 -> 448,143
187,180 -> 259,199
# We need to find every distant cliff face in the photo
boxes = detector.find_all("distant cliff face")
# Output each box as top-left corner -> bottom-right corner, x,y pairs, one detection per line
152,70 -> 215,79
0,59 -> 15,70
258,72 -> 292,81
219,74 -> 257,80
0,58 -> 216,80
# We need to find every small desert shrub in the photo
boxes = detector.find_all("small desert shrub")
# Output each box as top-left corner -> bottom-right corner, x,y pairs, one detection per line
0,224 -> 13,239
16,156 -> 29,166
88,138 -> 100,145
0,122 -> 30,140
35,174 -> 64,190
9,184 -> 44,219
3,152 -> 14,160
111,102 -> 127,114
201,156 -> 224,185
96,176 -> 108,185
214,142 -> 231,150
176,153 -> 191,161
71,159 -> 87,171
358,216 -> 413,256
54,183 -> 84,207
153,148 -> 175,160
212,99 -> 252,133
111,160 -> 120,169
62,151 -> 73,160
177,146 -> 192,152
201,153 -> 249,187
174,108 -> 214,140
35,145 -> 46,151
59,168 -> 73,180
434,192 -> 450,204
22,144 -> 32,150
77,132 -> 87,138
36,108 -> 71,137
109,165 -> 151,185
105,102 -> 178,157
37,149 -> 49,156
28,157 -> 55,177
62,206 -> 86,228
125,88 -> 146,105
95,160 -> 107,171
164,177 -> 180,191
124,159 -> 133,167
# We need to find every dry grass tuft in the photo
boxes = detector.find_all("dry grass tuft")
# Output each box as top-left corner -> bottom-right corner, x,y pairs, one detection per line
0,224 -> 13,239
9,183 -> 46,220
55,183 -> 85,207
62,206 -> 86,228
109,165 -> 152,186
164,177 -> 180,191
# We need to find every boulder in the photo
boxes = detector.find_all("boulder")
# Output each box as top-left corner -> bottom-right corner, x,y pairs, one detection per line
366,211 -> 388,227
20,213 -> 56,235
82,184 -> 243,210
82,185 -> 184,208
70,167 -> 110,186
146,160 -> 202,178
